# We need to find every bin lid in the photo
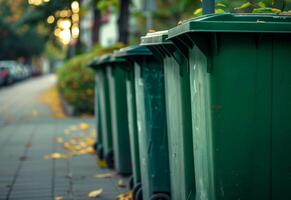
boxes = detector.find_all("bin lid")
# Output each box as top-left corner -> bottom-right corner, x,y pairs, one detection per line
140,30 -> 172,46
89,54 -> 125,69
114,45 -> 152,58
168,13 -> 291,39
88,57 -> 99,70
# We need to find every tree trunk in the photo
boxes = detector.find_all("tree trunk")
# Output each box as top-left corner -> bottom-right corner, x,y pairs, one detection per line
92,0 -> 101,44
117,0 -> 130,45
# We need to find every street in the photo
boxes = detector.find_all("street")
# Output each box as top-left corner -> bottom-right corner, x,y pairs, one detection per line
0,75 -> 128,200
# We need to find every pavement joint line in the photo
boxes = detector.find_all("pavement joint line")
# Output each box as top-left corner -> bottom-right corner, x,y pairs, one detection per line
67,158 -> 75,200
5,125 -> 37,200
51,121 -> 57,199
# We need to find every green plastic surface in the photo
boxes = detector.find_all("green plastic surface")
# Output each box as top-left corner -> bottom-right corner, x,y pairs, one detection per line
114,45 -> 152,58
134,58 -> 171,199
125,65 -> 141,184
89,59 -> 104,158
114,47 -> 144,185
106,61 -> 132,175
169,13 -> 291,200
96,69 -> 113,160
140,30 -> 170,45
141,30 -> 196,200
95,54 -> 132,174
168,13 -> 291,40
95,76 -> 103,154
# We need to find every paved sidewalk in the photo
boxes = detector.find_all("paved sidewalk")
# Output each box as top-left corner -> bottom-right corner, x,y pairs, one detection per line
0,75 -> 129,200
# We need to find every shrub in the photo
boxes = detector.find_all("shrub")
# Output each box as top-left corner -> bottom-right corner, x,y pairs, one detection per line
57,44 -> 123,115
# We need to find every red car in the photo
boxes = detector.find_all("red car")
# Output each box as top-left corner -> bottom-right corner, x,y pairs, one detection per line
0,65 -> 15,86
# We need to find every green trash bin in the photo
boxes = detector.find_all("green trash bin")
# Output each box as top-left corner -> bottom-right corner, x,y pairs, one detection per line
122,45 -> 171,199
168,13 -> 291,199
141,31 -> 196,200
91,55 -> 114,168
114,46 -> 154,198
89,59 -> 104,159
106,55 -> 132,175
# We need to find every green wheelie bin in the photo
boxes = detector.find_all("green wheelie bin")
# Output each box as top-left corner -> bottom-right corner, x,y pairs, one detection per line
125,45 -> 171,200
105,55 -> 132,175
168,13 -> 291,200
114,46 -> 153,199
91,55 -> 114,168
89,59 -> 104,160
141,31 -> 195,200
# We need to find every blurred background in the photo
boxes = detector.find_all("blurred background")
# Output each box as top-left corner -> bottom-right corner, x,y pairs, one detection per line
0,0 -> 290,116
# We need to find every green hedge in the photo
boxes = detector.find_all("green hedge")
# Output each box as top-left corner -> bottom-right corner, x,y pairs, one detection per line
57,44 -> 123,115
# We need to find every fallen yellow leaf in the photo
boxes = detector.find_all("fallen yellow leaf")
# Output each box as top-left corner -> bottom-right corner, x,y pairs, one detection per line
88,188 -> 103,198
86,138 -> 95,146
54,196 -> 64,200
56,137 -> 64,144
80,123 -> 90,130
38,86 -> 66,119
117,179 -> 126,188
85,147 -> 95,154
116,191 -> 132,200
95,173 -> 113,179
64,129 -> 70,135
43,153 -> 68,160
97,159 -> 107,168
32,110 -> 39,117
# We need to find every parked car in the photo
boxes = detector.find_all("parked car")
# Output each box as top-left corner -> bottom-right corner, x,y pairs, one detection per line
0,62 -> 16,85
0,66 -> 9,86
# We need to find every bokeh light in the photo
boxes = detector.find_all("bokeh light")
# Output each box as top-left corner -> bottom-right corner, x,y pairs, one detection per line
57,19 -> 72,29
59,29 -> 71,45
47,15 -> 55,24
71,25 -> 80,39
28,0 -> 49,6
71,1 -> 80,13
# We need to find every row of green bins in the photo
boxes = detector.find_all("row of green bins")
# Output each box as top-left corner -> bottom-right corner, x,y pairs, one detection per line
90,55 -> 114,168
141,31 -> 196,200
167,13 -> 291,199
106,55 -> 132,175
113,46 -> 148,196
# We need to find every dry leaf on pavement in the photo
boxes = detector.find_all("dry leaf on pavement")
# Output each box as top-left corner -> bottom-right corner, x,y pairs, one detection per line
97,159 -> 107,168
116,192 -> 132,200
79,123 -> 90,130
56,137 -> 64,143
95,173 -> 113,179
64,129 -> 70,135
117,179 -> 126,188
32,110 -> 39,117
43,153 -> 68,160
88,188 -> 103,198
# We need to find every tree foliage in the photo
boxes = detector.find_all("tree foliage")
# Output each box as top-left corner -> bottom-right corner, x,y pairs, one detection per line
194,0 -> 291,16
0,0 -> 70,61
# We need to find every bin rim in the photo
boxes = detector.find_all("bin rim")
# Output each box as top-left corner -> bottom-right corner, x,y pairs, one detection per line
168,13 -> 291,39
140,30 -> 173,46
87,57 -> 99,70
89,54 -> 125,69
114,45 -> 153,58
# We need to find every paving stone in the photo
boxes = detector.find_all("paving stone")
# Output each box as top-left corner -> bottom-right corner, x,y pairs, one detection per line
0,75 -> 131,200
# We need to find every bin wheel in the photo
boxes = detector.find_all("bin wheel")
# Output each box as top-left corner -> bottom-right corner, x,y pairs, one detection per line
105,150 -> 114,169
128,176 -> 134,189
97,146 -> 104,160
132,183 -> 143,200
93,142 -> 98,151
150,193 -> 170,200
